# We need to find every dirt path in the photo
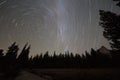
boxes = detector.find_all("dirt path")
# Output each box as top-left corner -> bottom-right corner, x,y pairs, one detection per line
15,71 -> 52,80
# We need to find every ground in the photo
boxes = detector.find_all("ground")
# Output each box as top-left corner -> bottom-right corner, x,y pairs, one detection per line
1,68 -> 120,80
15,68 -> 120,80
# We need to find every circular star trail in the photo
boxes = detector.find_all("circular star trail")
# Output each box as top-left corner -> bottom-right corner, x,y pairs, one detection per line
0,0 -> 120,56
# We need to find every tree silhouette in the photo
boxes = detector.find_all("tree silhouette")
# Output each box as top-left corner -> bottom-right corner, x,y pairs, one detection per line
0,43 -> 20,80
99,1 -> 120,51
5,42 -> 18,63
99,0 -> 120,67
0,42 -> 119,70
0,49 -> 4,57
17,43 -> 30,68
113,0 -> 120,7
0,49 -> 4,72
4,42 -> 19,71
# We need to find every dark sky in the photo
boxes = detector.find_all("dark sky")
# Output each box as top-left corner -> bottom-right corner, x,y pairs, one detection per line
0,0 -> 120,56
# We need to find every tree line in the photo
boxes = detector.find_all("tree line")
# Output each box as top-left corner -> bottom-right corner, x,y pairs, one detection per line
0,42 -> 120,71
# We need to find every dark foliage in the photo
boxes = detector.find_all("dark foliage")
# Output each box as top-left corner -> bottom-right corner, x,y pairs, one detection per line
0,42 -> 120,71
99,0 -> 120,67
113,0 -> 120,7
27,48 -> 114,68
99,0 -> 120,51
17,43 -> 30,68
99,10 -> 120,51
0,43 -> 30,80
0,40 -> 119,80
0,42 -> 120,80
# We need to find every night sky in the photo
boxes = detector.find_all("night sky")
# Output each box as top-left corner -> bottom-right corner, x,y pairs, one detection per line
0,0 -> 120,56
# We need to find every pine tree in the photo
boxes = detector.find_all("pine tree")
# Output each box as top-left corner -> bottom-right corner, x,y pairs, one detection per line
99,0 -> 120,67
99,0 -> 120,51
17,43 -> 30,68
5,42 -> 19,64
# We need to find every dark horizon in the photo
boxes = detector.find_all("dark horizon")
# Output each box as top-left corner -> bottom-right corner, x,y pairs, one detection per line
1,41 -> 120,80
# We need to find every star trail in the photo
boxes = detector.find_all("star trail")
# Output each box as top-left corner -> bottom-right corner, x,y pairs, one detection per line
0,0 -> 120,56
